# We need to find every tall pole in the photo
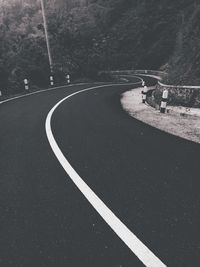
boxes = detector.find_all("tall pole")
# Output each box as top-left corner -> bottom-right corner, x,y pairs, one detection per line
40,0 -> 53,75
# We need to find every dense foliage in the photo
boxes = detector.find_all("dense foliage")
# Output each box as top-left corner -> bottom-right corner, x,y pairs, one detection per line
0,0 -> 200,95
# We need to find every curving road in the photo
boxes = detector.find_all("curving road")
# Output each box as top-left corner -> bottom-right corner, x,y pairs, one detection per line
0,81 -> 200,267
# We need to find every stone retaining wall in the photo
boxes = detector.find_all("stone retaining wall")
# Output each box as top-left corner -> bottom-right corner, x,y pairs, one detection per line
154,82 -> 200,108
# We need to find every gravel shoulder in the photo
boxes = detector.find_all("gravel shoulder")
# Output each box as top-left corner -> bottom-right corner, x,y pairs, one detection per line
121,87 -> 200,144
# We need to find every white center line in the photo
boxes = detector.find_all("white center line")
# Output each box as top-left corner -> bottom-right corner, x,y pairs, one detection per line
45,84 -> 167,267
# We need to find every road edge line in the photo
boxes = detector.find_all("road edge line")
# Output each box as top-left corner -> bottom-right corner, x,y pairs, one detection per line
0,83 -> 97,105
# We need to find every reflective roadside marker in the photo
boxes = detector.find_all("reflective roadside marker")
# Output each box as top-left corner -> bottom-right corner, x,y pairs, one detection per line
0,91 -> 2,97
66,74 -> 70,84
24,79 -> 29,90
160,89 -> 168,113
142,80 -> 145,87
142,86 -> 148,103
50,75 -> 54,86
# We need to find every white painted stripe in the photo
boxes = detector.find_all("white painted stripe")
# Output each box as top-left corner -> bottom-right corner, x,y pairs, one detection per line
119,75 -> 144,84
0,82 -> 129,106
161,101 -> 167,109
45,84 -> 167,267
0,83 -> 100,105
135,74 -> 162,81
112,74 -> 143,85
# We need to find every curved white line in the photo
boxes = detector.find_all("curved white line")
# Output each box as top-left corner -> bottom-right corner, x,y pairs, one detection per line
119,75 -> 144,83
0,83 -> 97,105
112,74 -> 143,84
45,83 -> 167,267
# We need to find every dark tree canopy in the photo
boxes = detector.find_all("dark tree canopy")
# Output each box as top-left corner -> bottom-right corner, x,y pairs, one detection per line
0,0 -> 200,94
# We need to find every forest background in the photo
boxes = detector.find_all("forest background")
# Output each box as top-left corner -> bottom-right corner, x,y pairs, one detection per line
0,0 -> 200,95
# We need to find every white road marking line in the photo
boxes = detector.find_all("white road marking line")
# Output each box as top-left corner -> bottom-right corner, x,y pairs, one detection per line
0,82 -> 99,105
45,84 -> 167,267
0,85 -> 67,104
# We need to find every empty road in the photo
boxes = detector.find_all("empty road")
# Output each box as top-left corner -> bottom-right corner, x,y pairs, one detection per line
0,81 -> 199,267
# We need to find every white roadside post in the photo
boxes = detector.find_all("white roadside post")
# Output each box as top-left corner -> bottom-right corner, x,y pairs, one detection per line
66,74 -> 70,84
160,89 -> 168,113
24,79 -> 29,90
142,80 -> 145,87
141,82 -> 144,102
50,75 -> 54,86
142,85 -> 148,103
0,90 -> 2,97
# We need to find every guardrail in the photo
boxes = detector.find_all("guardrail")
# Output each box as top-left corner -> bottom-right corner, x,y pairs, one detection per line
132,70 -> 167,79
158,81 -> 200,89
156,81 -> 200,108
99,69 -> 200,108
100,69 -> 167,78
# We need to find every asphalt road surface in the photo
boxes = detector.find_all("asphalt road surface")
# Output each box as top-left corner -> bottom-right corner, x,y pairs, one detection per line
0,82 -> 200,267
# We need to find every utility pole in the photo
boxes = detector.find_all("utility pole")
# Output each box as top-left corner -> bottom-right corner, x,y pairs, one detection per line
40,0 -> 54,85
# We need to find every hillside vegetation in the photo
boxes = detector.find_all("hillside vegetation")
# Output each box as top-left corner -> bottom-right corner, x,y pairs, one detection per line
0,0 -> 200,95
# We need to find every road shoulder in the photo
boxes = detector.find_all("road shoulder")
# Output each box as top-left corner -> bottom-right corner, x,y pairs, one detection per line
121,87 -> 200,144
